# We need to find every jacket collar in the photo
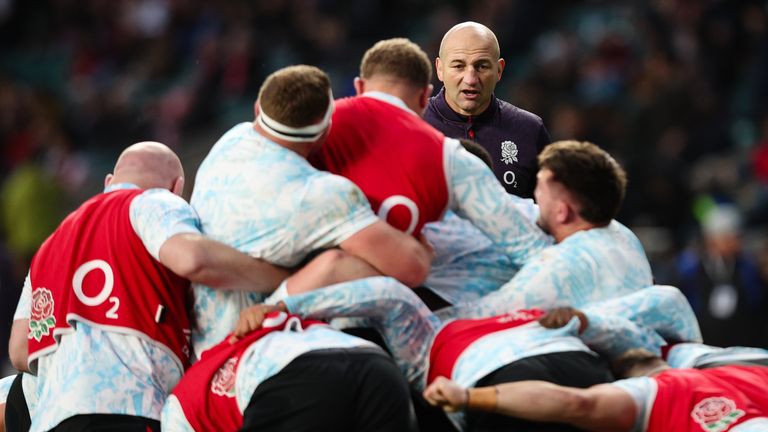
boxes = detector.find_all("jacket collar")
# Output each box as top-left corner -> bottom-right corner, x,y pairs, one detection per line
433,86 -> 499,124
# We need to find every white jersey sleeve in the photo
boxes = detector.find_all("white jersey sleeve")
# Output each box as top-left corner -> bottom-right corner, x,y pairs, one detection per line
612,377 -> 657,432
129,188 -> 201,260
161,395 -> 196,432
444,137 -> 553,266
14,271 -> 32,320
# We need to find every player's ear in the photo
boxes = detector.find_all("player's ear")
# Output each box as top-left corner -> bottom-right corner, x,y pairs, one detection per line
418,84 -> 433,114
171,176 -> 184,196
353,77 -> 365,96
104,173 -> 113,188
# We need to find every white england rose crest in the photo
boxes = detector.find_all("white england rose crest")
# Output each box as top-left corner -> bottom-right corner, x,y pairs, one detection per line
211,357 -> 238,398
28,287 -> 56,342
501,140 -> 518,165
691,396 -> 745,432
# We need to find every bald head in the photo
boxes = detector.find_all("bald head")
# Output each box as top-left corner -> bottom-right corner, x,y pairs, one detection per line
106,141 -> 185,195
439,22 -> 500,60
436,22 -> 505,116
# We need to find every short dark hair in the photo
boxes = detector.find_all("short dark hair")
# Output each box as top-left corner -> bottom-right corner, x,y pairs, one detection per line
258,65 -> 331,128
538,140 -> 627,225
360,38 -> 432,87
458,138 -> 493,169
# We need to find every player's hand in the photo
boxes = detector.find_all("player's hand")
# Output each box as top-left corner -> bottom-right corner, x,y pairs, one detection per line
538,307 -> 588,334
423,376 -> 468,413
229,302 -> 287,343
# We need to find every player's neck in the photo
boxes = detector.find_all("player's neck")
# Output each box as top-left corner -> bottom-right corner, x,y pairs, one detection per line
554,219 -> 599,243
363,80 -> 422,114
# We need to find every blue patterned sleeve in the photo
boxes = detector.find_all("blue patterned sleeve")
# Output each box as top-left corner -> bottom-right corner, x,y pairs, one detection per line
666,343 -> 768,369
0,374 -> 15,404
282,276 -> 441,385
446,139 -> 553,266
580,312 -> 666,358
583,285 -> 702,347
14,271 -> 31,320
437,247 -> 582,321
161,395 -> 195,432
577,285 -> 702,359
130,189 -> 202,260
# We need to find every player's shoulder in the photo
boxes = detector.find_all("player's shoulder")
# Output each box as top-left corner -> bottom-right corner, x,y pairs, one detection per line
305,170 -> 364,198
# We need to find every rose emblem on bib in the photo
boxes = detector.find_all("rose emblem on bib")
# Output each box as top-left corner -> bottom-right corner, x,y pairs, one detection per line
691,397 -> 745,432
28,287 -> 57,342
211,357 -> 238,398
501,140 -> 518,165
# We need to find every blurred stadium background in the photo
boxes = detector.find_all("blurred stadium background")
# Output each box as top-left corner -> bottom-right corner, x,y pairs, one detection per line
1,0 -> 767,374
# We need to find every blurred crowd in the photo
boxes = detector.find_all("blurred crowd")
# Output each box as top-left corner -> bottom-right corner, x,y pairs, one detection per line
1,0 -> 767,373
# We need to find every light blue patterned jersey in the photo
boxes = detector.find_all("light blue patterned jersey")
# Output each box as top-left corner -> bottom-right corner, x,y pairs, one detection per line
423,212 -> 518,304
438,220 -> 653,321
190,122 -> 379,355
0,374 -> 13,404
32,325 -> 183,432
451,319 -> 591,388
666,343 -> 768,369
282,280 -> 701,387
162,395 -> 194,432
580,285 -> 703,359
283,277 -> 590,391
0,374 -> 38,420
14,272 -> 31,320
23,183 -> 199,432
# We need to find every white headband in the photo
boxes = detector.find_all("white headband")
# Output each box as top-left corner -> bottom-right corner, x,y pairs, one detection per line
256,90 -> 334,142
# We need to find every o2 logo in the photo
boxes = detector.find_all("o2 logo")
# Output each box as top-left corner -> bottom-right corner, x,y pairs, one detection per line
378,195 -> 420,235
72,259 -> 120,319
503,170 -> 518,188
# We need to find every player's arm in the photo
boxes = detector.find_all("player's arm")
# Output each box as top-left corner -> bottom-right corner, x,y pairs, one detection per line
159,233 -> 291,292
424,377 -> 636,432
298,176 -> 431,288
446,138 -> 553,266
134,189 -> 290,293
339,220 -> 431,288
282,249 -> 381,296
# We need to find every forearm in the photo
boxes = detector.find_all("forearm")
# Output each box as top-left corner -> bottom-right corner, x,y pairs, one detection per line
285,249 -> 381,295
481,382 -> 633,431
160,234 -> 290,293
489,381 -> 588,422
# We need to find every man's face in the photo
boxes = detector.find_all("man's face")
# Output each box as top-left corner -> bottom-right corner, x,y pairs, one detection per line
436,30 -> 504,116
534,169 -> 559,234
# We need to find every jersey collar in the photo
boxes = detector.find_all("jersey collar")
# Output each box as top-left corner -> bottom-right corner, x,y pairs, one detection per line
362,91 -> 418,116
104,183 -> 140,193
